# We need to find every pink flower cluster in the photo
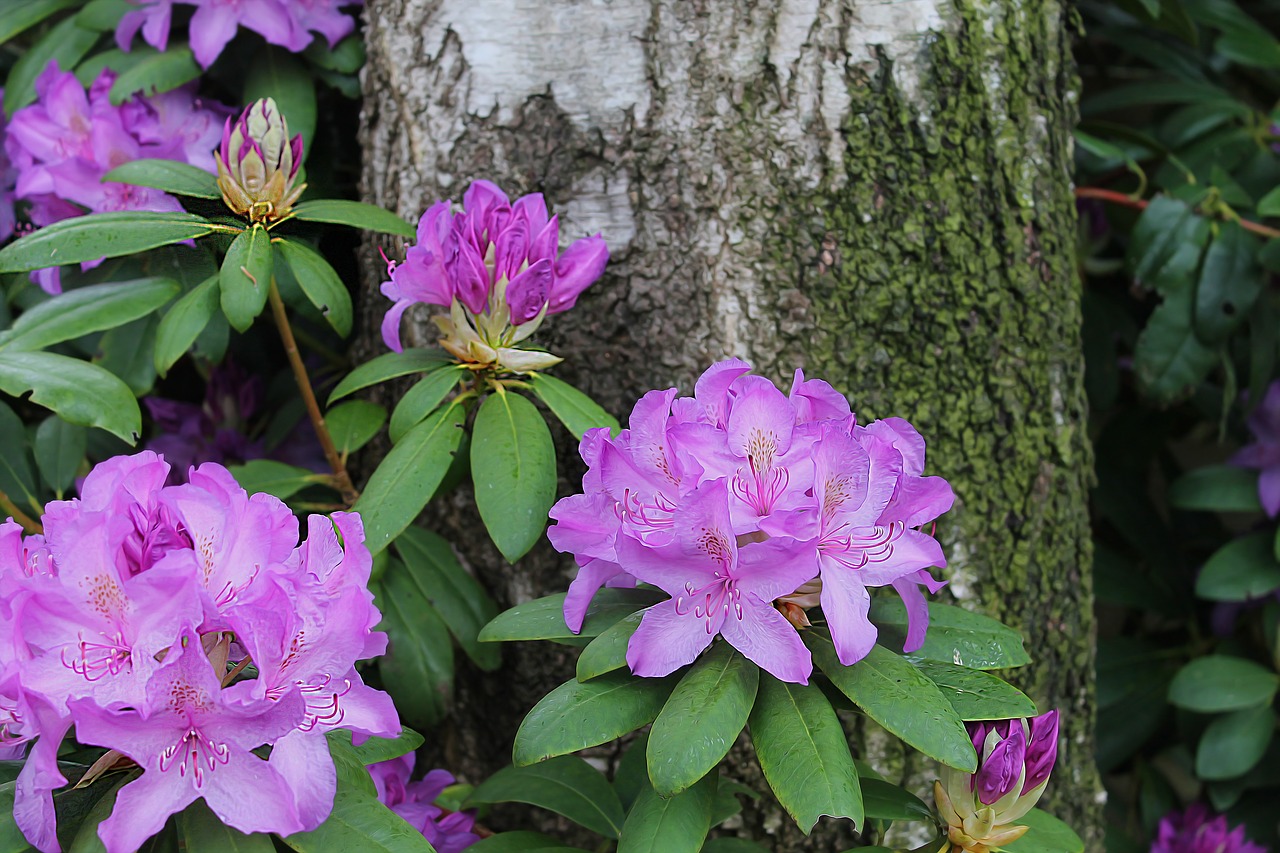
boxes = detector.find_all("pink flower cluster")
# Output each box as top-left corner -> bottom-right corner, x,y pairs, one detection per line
0,453 -> 399,852
369,756 -> 480,853
1151,804 -> 1267,853
3,62 -> 228,292
548,359 -> 953,684
118,0 -> 363,68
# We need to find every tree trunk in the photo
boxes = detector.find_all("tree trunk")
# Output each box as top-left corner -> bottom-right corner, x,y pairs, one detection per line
358,1 -> 1103,849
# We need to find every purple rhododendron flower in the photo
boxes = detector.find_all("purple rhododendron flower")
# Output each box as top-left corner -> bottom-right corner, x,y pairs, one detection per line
547,360 -> 954,682
0,453 -> 399,852
0,92 -> 16,243
1151,803 -> 1268,853
1232,380 -> 1280,517
369,755 -> 480,853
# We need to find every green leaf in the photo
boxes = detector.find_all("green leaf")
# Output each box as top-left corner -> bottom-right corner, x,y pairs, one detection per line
392,527 -> 501,671
616,774 -> 716,853
219,225 -> 273,332
479,589 -> 665,643
0,211 -> 214,274
274,238 -> 353,337
289,200 -> 416,238
154,275 -> 219,375
376,564 -> 455,730
467,832 -> 583,852
326,400 -> 387,455
471,390 -> 556,562
1215,27 -> 1280,68
34,417 -> 85,498
0,278 -> 179,353
1135,285 -> 1218,403
809,636 -> 975,772
1195,704 -> 1273,780
910,659 -> 1038,721
339,727 -> 426,766
226,459 -> 324,501
281,788 -> 435,853
868,600 -> 1030,670
648,643 -> 758,796
1002,808 -> 1085,853
0,351 -> 140,443
576,611 -> 643,681
528,374 -> 619,439
1194,223 -> 1263,344
466,757 -> 625,838
859,778 -> 933,822
0,402 -> 38,513
1196,532 -> 1280,601
5,16 -> 100,115
513,672 -> 676,766
328,350 -> 453,404
354,400 -> 467,556
103,159 -> 221,200
304,35 -> 366,73
1169,464 -> 1262,512
108,45 -> 200,103
0,780 -> 33,852
747,673 -> 863,833
75,0 -> 134,31
67,774 -> 136,853
1082,81 -> 1245,116
1168,655 -> 1279,712
0,0 -> 79,47
708,778 -> 756,826
700,840 -> 770,853
388,366 -> 467,443
177,800 -> 275,853
1259,186 -> 1280,218
243,48 -> 316,160
1125,195 -> 1211,294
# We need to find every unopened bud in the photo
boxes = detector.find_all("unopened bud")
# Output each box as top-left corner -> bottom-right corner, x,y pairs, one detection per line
214,98 -> 306,223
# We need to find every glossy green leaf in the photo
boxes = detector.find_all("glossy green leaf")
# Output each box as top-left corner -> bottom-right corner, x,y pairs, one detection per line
0,278 -> 179,353
0,211 -> 213,273
1195,532 -> 1280,601
700,840 -> 770,853
0,781 -> 31,852
1082,81 -> 1244,116
281,787 -> 435,852
859,778 -> 933,822
480,589 -> 665,643
1135,286 -> 1218,403
1259,186 -> 1280,218
747,673 -> 863,833
335,727 -> 425,766
528,373 -> 619,439
108,45 -> 200,103
648,643 -> 758,796
1168,655 -> 1279,712
1126,195 -> 1211,294
226,459 -> 325,500
328,350 -> 453,404
1215,27 -> 1280,68
0,0 -> 79,47
0,402 -> 38,514
274,238 -> 353,337
289,200 -> 415,238
75,0 -> 133,31
1195,704 -> 1273,780
304,35 -> 365,73
471,390 -> 557,562
103,159 -> 221,200
1194,223 -> 1262,344
467,756 -> 625,838
617,775 -> 716,853
869,599 -> 1030,670
388,365 -> 467,443
324,730 -> 379,797
67,774 -> 135,853
1002,808 -> 1085,853
0,352 -> 140,443
576,611 -> 643,681
4,16 -> 100,115
354,400 -> 467,556
1169,464 -> 1262,512
513,672 -> 676,766
34,417 -> 85,498
219,225 -> 273,332
376,564 -> 455,730
393,527 -> 500,671
467,832 -> 583,852
243,48 -> 316,159
809,636 -> 975,772
910,659 -> 1038,721
708,778 -> 757,826
154,275 -> 219,375
178,800 -> 275,853
326,400 -> 386,455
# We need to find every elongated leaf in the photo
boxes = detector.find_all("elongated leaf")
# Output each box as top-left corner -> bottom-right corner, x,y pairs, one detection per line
859,777 -> 932,822
467,832 -> 582,852
1169,464 -> 1262,512
339,727 -> 425,766
326,400 -> 386,456
108,44 -> 200,103
103,159 -> 221,200
1195,704 -> 1273,780
616,774 -> 716,853
0,781 -> 29,853
1259,186 -> 1280,218
648,643 -> 758,796
0,212 -> 213,273
910,660 -> 1038,721
290,200 -> 415,238
354,400 -> 467,556
154,275 -> 219,375
5,16 -> 100,115
328,350 -> 453,404
393,527 -> 500,670
1196,532 -> 1280,601
0,278 -> 179,353
480,589 -> 666,643
1135,284 -> 1218,403
528,374 -> 619,439
513,672 -> 676,766
178,800 -> 275,853
67,774 -> 136,853
76,0 -> 134,31
1194,223 -> 1262,344
227,459 -> 325,501
34,417 -> 85,498
0,0 -> 79,47
1126,195 -> 1211,294
576,611 -> 643,681
869,600 -> 1030,670
243,48 -> 316,158
220,225 -> 273,332
748,673 -> 863,833
0,351 -> 140,443
275,238 -> 353,337
1002,808 -> 1084,853
471,390 -> 556,562
0,401 -> 39,512
376,566 -> 455,730
1168,655 -> 1279,712
389,366 -> 466,442
281,788 -> 434,852
466,757 -> 625,839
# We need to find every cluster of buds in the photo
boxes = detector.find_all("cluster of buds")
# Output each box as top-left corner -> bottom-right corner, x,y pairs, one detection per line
214,97 -> 305,224
379,180 -> 608,373
934,711 -> 1059,853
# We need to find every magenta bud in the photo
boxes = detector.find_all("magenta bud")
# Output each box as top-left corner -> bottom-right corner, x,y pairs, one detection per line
974,727 -> 1025,805
548,234 -> 608,313
1023,710 -> 1059,791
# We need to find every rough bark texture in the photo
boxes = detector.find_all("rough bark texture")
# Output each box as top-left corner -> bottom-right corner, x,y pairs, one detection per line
358,0 -> 1103,849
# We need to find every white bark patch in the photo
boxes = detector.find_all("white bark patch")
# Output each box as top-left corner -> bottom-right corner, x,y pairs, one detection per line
557,171 -> 638,251
847,0 -> 945,107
